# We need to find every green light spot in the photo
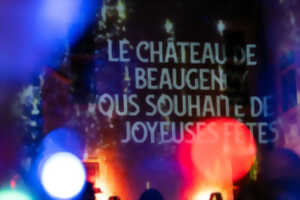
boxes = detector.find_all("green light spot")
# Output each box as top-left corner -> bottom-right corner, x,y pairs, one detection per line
0,190 -> 32,200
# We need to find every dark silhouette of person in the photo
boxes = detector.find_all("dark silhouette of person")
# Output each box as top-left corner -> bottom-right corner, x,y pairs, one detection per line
79,181 -> 96,200
138,189 -> 164,200
210,192 -> 223,200
108,196 -> 121,200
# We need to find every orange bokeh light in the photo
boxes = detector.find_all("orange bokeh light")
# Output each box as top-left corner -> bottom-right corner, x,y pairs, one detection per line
194,189 -> 223,200
95,179 -> 113,200
84,150 -> 131,200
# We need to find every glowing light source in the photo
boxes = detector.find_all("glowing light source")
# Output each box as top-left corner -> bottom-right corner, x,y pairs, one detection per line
178,117 -> 256,200
194,190 -> 212,200
191,118 -> 256,181
194,188 -> 226,200
0,0 -> 99,78
0,189 -> 32,200
95,181 -> 112,200
41,128 -> 84,158
42,0 -> 82,31
10,180 -> 16,189
165,19 -> 174,34
117,0 -> 126,20
217,20 -> 226,36
41,152 -> 86,199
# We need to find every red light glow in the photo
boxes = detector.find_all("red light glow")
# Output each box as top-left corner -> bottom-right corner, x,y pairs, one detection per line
10,180 -> 16,189
178,117 -> 257,200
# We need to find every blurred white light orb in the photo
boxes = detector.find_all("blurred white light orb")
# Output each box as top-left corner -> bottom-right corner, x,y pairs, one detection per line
41,152 -> 86,199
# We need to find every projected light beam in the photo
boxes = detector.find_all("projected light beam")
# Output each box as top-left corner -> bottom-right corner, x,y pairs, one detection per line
0,0 -> 100,78
41,0 -> 82,32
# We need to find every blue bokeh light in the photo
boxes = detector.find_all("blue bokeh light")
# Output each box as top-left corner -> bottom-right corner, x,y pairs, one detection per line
40,128 -> 84,159
41,0 -> 82,32
0,0 -> 101,79
30,128 -> 85,198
